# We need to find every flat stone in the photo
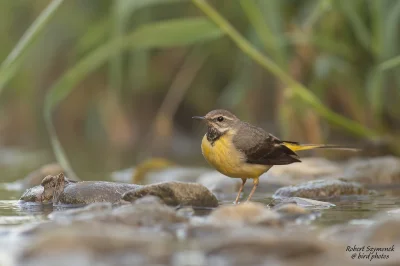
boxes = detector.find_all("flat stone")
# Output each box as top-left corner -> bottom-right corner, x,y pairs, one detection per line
58,181 -> 138,205
274,179 -> 369,199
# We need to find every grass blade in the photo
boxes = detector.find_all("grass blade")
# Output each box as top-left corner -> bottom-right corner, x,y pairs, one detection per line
192,0 -> 377,138
44,17 -> 223,177
0,0 -> 64,95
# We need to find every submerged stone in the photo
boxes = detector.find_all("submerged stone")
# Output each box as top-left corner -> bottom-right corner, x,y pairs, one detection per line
273,179 -> 369,199
122,181 -> 218,208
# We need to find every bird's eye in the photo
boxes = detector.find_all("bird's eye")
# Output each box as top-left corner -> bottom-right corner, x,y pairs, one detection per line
217,116 -> 224,122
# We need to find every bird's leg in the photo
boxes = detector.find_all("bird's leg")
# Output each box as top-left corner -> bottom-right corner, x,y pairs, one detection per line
246,178 -> 259,202
234,178 -> 247,204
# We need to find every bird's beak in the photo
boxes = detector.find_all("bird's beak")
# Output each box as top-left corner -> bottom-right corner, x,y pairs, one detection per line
192,116 -> 206,121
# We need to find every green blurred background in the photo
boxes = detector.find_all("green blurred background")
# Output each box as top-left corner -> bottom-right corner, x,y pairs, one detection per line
0,0 -> 399,177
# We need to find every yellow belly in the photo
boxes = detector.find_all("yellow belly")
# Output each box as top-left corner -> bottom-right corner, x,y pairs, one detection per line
201,133 -> 270,179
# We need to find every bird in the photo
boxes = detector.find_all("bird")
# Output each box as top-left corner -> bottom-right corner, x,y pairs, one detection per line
192,109 -> 359,204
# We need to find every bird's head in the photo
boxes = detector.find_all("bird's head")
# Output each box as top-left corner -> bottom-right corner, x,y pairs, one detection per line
192,109 -> 239,134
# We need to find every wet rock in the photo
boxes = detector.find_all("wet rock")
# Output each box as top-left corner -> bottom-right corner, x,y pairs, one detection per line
261,157 -> 342,186
20,173 -> 139,205
58,181 -> 138,205
49,202 -> 113,222
111,201 -> 188,228
20,176 -> 217,208
200,230 -> 345,266
41,173 -> 77,204
48,199 -> 187,232
17,222 -> 173,266
122,181 -> 218,208
274,179 -> 369,199
19,185 -> 43,203
22,163 -> 79,189
342,156 -> 400,185
271,197 -> 335,209
196,171 -> 240,196
207,202 -> 282,227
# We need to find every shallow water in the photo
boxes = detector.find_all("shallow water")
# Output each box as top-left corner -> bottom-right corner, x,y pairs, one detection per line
2,180 -> 400,229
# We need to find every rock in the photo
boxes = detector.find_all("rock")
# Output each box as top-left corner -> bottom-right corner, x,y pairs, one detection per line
342,156 -> 400,185
19,173 -> 138,205
271,197 -> 335,209
207,202 -> 282,227
260,157 -> 342,186
17,222 -> 173,266
19,185 -> 43,203
58,181 -> 138,205
111,201 -> 188,228
122,181 -> 218,208
20,176 -> 217,207
41,173 -> 77,204
199,229 -> 345,266
196,171 -> 240,196
49,199 -> 187,231
22,163 -> 79,189
49,202 -> 113,222
274,179 -> 369,199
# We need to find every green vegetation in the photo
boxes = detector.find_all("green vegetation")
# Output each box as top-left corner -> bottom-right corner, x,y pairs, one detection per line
0,0 -> 399,172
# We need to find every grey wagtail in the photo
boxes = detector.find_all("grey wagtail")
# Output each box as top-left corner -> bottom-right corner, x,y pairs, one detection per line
193,109 -> 358,204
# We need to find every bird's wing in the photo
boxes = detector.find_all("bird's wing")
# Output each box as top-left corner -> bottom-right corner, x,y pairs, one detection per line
232,123 -> 301,165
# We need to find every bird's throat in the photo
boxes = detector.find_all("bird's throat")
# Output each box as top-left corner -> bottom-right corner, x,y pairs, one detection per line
206,126 -> 224,146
